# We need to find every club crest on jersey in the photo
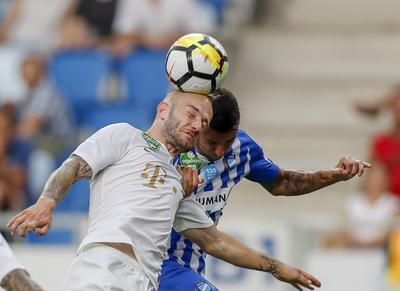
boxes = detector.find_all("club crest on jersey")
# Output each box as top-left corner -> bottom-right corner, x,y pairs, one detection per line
224,155 -> 238,170
202,164 -> 219,183
196,281 -> 216,291
142,132 -> 161,151
180,151 -> 202,170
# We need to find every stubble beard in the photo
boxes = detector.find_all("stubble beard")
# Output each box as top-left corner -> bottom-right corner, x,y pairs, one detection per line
163,112 -> 193,153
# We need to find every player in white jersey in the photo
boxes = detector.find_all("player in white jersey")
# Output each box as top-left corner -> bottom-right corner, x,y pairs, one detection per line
159,88 -> 371,291
0,234 -> 43,291
7,90 -> 321,291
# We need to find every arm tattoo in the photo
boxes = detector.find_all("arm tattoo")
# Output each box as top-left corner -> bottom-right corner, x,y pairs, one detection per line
260,255 -> 278,274
0,269 -> 43,291
263,169 -> 342,196
41,155 -> 92,203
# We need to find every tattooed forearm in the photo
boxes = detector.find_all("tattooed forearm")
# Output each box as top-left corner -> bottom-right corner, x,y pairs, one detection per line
260,254 -> 278,274
41,155 -> 92,203
0,269 -> 44,291
263,169 -> 342,196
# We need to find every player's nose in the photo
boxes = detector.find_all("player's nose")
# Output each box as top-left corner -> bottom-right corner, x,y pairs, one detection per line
214,147 -> 225,159
191,117 -> 203,132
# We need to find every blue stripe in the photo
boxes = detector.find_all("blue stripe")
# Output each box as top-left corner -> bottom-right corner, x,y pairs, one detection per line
181,239 -> 194,268
233,144 -> 249,184
208,211 -> 217,222
203,161 -> 215,191
168,229 -> 181,258
197,249 -> 206,274
220,149 -> 233,188
173,155 -> 180,165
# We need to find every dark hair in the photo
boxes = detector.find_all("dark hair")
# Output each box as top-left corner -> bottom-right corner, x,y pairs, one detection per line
208,88 -> 240,133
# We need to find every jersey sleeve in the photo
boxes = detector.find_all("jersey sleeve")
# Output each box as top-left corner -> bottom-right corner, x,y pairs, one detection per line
173,196 -> 214,233
73,123 -> 136,178
0,234 -> 23,281
241,131 -> 281,183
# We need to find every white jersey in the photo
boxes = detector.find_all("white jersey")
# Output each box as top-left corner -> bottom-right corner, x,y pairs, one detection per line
0,234 -> 23,281
73,123 -> 213,289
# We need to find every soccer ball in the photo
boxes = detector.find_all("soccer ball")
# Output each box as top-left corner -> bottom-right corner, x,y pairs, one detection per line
165,33 -> 229,94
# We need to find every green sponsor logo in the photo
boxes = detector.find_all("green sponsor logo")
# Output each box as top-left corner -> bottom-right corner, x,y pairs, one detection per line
142,132 -> 161,151
180,151 -> 202,170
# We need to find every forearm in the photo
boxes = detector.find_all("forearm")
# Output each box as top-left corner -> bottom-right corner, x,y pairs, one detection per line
264,169 -> 342,196
183,227 -> 278,273
0,269 -> 43,291
41,155 -> 91,203
41,159 -> 78,203
209,231 -> 279,273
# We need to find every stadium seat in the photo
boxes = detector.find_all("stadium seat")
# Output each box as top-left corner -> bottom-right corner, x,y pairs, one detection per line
26,229 -> 75,245
49,50 -> 112,124
198,0 -> 226,23
84,104 -> 154,133
120,48 -> 171,111
55,180 -> 90,212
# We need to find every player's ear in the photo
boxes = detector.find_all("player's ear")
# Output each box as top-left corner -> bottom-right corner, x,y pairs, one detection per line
157,101 -> 169,120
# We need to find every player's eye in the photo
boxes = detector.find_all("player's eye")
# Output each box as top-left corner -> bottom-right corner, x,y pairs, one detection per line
187,111 -> 195,119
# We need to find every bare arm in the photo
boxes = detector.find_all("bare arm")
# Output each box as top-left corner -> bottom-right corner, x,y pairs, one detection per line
7,155 -> 92,237
182,226 -> 321,290
263,157 -> 371,196
0,269 -> 43,291
0,0 -> 21,42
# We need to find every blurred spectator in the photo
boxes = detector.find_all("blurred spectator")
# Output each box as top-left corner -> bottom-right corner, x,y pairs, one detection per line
0,46 -> 26,105
0,0 -> 71,52
15,53 -> 76,197
326,164 -> 400,249
355,84 -> 400,118
0,104 -> 30,211
112,0 -> 217,55
60,0 -> 120,50
370,90 -> 400,198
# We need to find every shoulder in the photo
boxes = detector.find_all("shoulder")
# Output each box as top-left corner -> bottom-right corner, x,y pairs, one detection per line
92,123 -> 140,143
235,129 -> 263,153
102,122 -> 139,133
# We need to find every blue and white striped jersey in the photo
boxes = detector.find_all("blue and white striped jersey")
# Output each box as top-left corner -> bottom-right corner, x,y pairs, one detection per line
166,130 -> 281,275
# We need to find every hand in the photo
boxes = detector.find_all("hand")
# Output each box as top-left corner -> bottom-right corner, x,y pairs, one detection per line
273,261 -> 321,291
177,166 -> 204,197
334,156 -> 371,180
7,196 -> 56,238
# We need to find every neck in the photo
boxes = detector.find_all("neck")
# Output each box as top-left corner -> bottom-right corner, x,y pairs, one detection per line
146,124 -> 179,156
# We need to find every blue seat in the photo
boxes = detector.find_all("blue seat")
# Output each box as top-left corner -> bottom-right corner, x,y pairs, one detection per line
84,105 -> 153,133
49,50 -> 111,124
198,0 -> 226,23
26,229 -> 75,245
55,180 -> 90,212
120,48 -> 171,110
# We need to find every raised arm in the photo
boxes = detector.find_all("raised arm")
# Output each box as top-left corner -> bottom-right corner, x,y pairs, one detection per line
182,226 -> 321,290
7,155 -> 92,237
263,156 -> 371,196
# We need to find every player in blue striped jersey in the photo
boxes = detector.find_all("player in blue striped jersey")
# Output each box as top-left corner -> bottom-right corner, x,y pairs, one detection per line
159,88 -> 370,291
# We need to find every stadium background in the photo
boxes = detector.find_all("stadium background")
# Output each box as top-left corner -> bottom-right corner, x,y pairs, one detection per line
1,0 -> 400,290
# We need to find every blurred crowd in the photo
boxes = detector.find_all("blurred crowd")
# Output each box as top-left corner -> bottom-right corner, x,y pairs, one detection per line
320,86 -> 400,289
0,0 -> 277,215
0,0 -> 227,213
